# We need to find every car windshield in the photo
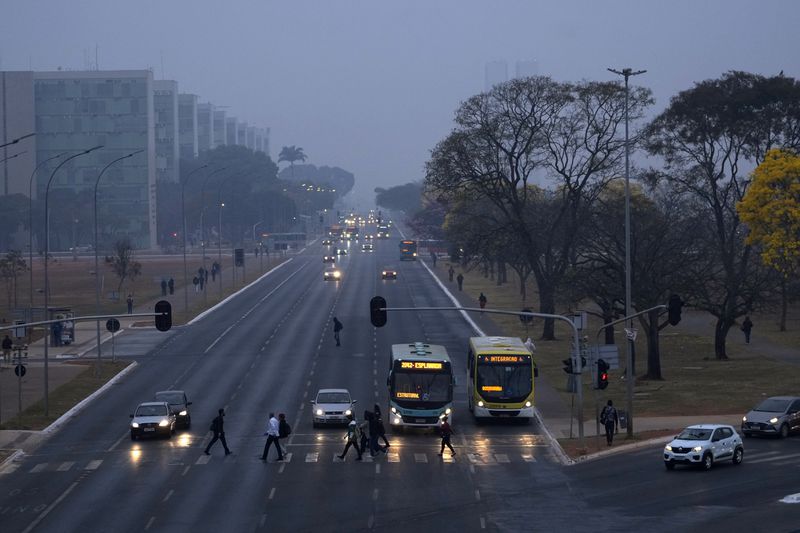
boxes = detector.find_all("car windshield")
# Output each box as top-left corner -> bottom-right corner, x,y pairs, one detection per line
317,392 -> 350,404
155,392 -> 184,405
136,405 -> 168,417
754,399 -> 792,412
676,428 -> 712,441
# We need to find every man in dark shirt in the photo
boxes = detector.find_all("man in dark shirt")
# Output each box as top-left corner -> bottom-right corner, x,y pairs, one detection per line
205,408 -> 232,456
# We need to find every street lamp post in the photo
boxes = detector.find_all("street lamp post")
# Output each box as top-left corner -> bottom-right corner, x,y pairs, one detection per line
608,66 -> 646,438
180,164 -> 209,315
94,150 -> 144,377
199,166 -> 228,303
218,200 -> 225,298
252,221 -> 264,275
29,152 -> 69,337
44,145 -> 103,415
0,132 -> 35,149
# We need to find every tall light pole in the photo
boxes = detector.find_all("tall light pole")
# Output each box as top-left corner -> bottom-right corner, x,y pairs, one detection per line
608,67 -> 646,438
29,152 -> 69,333
180,164 -> 209,315
94,150 -> 144,377
199,166 -> 228,303
0,132 -> 35,149
252,220 -> 264,275
44,145 -> 103,415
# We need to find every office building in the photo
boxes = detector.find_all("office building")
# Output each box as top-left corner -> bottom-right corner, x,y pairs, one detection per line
0,71 -> 36,198
246,126 -> 256,151
485,60 -> 508,91
515,59 -> 539,79
178,93 -> 198,160
154,80 -> 180,183
226,117 -> 238,146
236,122 -> 247,147
213,110 -> 227,147
197,103 -> 214,153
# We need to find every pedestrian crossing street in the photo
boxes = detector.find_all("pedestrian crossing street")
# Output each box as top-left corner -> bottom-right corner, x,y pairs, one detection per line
7,448 -> 546,476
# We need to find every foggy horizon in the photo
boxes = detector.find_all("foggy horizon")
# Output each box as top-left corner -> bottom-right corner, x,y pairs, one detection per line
2,0 -> 798,204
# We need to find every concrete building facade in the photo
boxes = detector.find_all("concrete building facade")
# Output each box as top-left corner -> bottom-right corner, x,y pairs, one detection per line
213,110 -> 227,148
178,93 -> 198,160
197,103 -> 214,153
226,117 -> 238,146
153,80 -> 179,183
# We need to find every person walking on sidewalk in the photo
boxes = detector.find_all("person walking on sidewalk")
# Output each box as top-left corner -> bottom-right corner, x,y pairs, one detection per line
160,279 -> 167,296
2,334 -> 12,364
168,277 -> 175,295
333,317 -> 343,347
448,266 -> 455,282
430,251 -> 437,267
126,294 -> 134,314
338,414 -> 363,461
741,316 -> 754,344
478,293 -> 487,313
205,408 -> 232,456
261,412 -> 284,461
456,273 -> 464,291
437,415 -> 456,456
600,400 -> 619,446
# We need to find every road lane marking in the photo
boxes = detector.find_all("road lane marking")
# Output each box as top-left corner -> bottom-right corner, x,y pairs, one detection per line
268,487 -> 276,500
260,515 -> 267,527
414,453 -> 428,463
162,489 -> 174,502
182,466 -> 191,476
748,452 -> 800,464
387,453 -> 399,463
495,454 -> 510,463
375,463 -> 381,474
368,515 -> 375,528
372,488 -> 379,501
521,454 -> 537,462
475,489 -> 481,501
480,517 -> 486,529
145,517 -> 156,530
57,462 -> 74,472
306,453 -> 318,462
85,460 -> 102,470
196,455 -> 211,465
22,481 -> 79,533
30,463 -> 47,473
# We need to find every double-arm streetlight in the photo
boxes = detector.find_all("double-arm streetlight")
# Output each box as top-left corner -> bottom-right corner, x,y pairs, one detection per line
0,150 -> 26,163
43,145 -> 103,415
0,132 -> 35,149
608,66 -> 646,438
180,164 -> 209,314
94,149 -> 144,377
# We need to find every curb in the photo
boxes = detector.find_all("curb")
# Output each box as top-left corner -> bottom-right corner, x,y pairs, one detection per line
567,435 -> 670,464
0,449 -> 25,473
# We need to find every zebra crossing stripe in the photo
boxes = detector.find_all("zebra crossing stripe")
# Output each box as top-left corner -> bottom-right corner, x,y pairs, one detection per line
414,453 -> 428,463
85,460 -> 103,470
57,462 -> 75,472
748,452 -> 800,465
387,453 -> 400,463
495,454 -> 510,463
283,453 -> 293,463
305,452 -> 318,463
196,455 -> 211,465
521,454 -> 537,462
30,463 -> 48,473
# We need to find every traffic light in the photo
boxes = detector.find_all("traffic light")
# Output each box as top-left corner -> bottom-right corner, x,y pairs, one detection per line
562,358 -> 574,374
668,294 -> 683,326
154,300 -> 172,332
370,296 -> 387,328
597,358 -> 609,390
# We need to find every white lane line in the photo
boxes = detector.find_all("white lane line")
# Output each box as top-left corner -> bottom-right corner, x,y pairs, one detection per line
145,517 -> 156,531
475,489 -> 481,501
749,452 -> 800,464
480,517 -> 486,529
306,380 -> 311,387
372,488 -> 379,501
470,464 -> 475,474
414,453 -> 428,463
204,324 -> 235,353
268,487 -> 276,500
22,481 -> 79,533
196,455 -> 211,465
162,489 -> 174,502
260,514 -> 267,527
279,463 -> 286,474
368,515 -> 375,529
521,454 -> 537,462
107,432 -> 128,452
85,460 -> 102,470
306,453 -> 319,462
57,462 -> 74,472
387,452 -> 399,463
182,466 -> 191,476
495,454 -> 510,463
375,463 -> 381,474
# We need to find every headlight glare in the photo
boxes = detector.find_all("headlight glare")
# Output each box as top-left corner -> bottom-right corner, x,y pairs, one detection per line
742,416 -> 747,422
345,409 -> 352,416
158,419 -> 169,427
525,401 -> 532,407
445,408 -> 452,415
665,445 -> 672,451
693,446 -> 702,452
316,409 -> 324,416
477,401 -> 484,407
769,417 -> 779,424
131,422 -> 139,428
179,410 -> 187,416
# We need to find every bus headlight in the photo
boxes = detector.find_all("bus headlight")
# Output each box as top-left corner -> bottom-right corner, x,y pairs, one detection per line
525,401 -> 532,407
445,408 -> 452,415
392,417 -> 402,425
477,401 -> 484,407
391,407 -> 397,414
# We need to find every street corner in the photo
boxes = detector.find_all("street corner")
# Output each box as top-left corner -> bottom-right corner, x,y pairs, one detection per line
559,429 -> 677,464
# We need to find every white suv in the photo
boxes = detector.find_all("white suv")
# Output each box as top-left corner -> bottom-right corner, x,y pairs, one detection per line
663,424 -> 744,471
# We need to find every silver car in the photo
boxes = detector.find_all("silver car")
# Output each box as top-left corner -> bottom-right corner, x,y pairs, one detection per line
663,424 -> 744,470
742,396 -> 800,438
130,401 -> 176,440
311,389 -> 357,428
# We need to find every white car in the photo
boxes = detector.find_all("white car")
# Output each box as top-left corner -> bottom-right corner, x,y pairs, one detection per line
130,401 -> 176,440
311,389 -> 357,428
663,424 -> 744,470
323,268 -> 342,281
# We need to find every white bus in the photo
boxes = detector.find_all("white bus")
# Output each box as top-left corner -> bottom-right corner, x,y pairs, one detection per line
387,342 -> 454,429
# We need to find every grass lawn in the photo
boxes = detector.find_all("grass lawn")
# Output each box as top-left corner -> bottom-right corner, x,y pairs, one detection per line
0,360 -> 130,431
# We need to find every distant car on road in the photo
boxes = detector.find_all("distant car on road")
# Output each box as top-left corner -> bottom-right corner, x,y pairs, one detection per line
311,388 -> 357,428
362,243 -> 374,252
154,390 -> 192,429
336,248 -> 348,256
323,268 -> 342,281
663,424 -> 744,470
742,396 -> 800,438
322,239 -> 332,246
130,401 -> 176,440
323,255 -> 336,263
364,234 -> 374,240
382,267 -> 397,280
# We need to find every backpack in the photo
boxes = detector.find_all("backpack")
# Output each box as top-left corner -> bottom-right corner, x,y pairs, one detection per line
600,407 -> 614,425
209,417 -> 219,432
279,419 -> 292,438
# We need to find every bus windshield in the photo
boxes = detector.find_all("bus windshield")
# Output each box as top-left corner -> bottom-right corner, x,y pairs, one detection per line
392,369 -> 451,404
476,357 -> 532,402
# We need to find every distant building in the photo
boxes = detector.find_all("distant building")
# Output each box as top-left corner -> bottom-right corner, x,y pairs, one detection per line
154,80 -> 180,183
485,60 -> 508,91
0,71 -> 36,198
197,102 -> 214,153
226,116 -> 238,146
263,127 -> 271,157
213,109 -> 227,147
246,126 -> 256,151
236,121 -> 247,147
515,59 -> 539,79
178,93 -> 198,160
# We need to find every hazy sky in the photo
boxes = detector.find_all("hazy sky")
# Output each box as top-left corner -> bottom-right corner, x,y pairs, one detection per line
2,1 -> 798,204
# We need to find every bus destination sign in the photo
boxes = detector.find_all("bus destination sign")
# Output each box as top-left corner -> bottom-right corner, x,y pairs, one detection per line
400,361 -> 444,370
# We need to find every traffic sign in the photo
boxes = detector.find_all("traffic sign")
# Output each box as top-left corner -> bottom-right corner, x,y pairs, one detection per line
15,364 -> 26,377
106,318 -> 121,332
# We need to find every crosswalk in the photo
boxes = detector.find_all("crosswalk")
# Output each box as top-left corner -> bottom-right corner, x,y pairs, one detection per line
629,446 -> 800,467
11,449 -> 544,475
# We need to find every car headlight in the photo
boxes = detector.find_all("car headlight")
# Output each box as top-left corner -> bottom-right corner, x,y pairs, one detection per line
525,401 -> 532,407
334,272 -> 341,278
345,409 -> 352,416
693,446 -> 702,452
477,401 -> 484,407
382,271 -> 387,275
769,417 -> 779,424
131,422 -> 139,428
158,419 -> 169,427
742,416 -> 747,422
316,409 -> 324,416
665,445 -> 673,451
445,408 -> 452,415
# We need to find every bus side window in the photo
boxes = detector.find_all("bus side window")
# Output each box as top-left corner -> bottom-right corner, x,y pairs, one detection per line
534,366 -> 539,378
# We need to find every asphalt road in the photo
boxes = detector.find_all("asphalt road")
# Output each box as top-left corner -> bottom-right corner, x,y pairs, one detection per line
1,231 -> 799,532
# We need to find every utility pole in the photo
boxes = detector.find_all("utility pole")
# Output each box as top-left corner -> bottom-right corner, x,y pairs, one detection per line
608,67 -> 646,438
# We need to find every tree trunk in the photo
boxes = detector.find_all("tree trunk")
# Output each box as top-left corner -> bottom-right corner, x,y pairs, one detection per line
519,271 -> 527,302
714,317 -> 732,360
602,307 -> 615,345
538,284 -> 556,340
644,309 -> 663,380
780,278 -> 787,332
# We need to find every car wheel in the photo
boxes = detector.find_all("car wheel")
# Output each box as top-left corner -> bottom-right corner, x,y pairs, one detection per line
664,462 -> 675,471
732,447 -> 744,465
780,424 -> 790,439
702,453 -> 713,470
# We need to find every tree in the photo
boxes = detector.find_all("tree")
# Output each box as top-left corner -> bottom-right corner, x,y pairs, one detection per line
105,238 -> 142,294
278,146 -> 307,178
0,251 -> 28,309
375,182 -> 423,213
645,71 -> 798,359
738,148 -> 800,330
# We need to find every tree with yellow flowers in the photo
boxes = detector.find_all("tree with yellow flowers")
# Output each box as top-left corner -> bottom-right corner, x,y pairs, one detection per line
738,148 -> 800,330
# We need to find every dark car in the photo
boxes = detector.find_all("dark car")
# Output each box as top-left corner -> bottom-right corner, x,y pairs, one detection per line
742,396 -> 800,438
382,267 -> 397,280
155,390 -> 192,429
323,255 -> 336,263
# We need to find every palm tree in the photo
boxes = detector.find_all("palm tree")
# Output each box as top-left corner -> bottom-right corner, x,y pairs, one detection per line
278,146 -> 307,178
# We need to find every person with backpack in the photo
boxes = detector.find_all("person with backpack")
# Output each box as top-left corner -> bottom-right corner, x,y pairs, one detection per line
741,316 -> 754,344
359,411 -> 371,455
204,408 -> 232,456
478,293 -> 487,313
333,317 -> 344,347
437,415 -> 456,456
367,408 -> 386,456
261,412 -> 284,461
374,404 -> 390,448
338,414 -> 363,461
600,400 -> 619,446
278,413 -> 292,455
